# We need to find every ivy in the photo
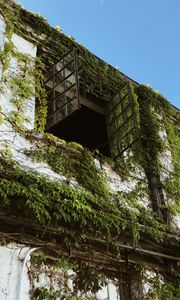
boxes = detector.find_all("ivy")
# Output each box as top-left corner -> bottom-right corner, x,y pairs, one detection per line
0,156 -> 178,250
25,134 -> 110,199
162,114 -> 180,216
0,40 -> 15,73
34,56 -> 47,133
133,85 -> 170,222
31,254 -> 180,300
0,1 -> 179,298
0,10 -> 47,131
33,287 -> 60,300
31,256 -> 105,299
144,273 -> 180,300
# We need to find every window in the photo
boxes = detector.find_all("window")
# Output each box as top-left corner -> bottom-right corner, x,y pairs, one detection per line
44,48 -> 138,159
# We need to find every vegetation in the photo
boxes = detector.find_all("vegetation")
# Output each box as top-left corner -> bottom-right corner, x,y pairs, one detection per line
0,0 -> 179,299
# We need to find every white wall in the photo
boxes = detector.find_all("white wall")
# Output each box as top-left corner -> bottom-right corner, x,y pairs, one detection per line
0,27 -> 36,128
0,244 -> 31,300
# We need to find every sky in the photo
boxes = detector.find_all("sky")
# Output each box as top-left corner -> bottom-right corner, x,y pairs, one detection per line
18,0 -> 180,108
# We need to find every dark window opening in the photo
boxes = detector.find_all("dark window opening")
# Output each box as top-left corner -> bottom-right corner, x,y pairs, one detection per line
48,105 -> 111,157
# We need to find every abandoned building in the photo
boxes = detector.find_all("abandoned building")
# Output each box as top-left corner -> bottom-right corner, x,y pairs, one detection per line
0,0 -> 179,299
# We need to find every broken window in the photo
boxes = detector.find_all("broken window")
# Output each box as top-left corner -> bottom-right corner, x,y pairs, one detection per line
44,48 -> 139,159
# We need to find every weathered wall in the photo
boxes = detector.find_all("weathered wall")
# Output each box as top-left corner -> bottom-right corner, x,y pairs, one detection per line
0,14 -> 68,181
0,17 -> 36,129
0,244 -> 31,300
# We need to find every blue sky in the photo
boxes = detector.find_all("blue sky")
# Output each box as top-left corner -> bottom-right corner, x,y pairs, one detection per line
19,0 -> 180,108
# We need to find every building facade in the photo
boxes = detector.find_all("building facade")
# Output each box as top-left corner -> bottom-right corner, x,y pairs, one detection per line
0,1 -> 179,299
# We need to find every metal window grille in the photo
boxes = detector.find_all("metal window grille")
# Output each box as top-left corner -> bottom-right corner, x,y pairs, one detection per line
106,82 -> 139,159
44,47 -> 80,130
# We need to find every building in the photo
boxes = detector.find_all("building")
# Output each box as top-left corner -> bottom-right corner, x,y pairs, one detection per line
0,0 -> 179,299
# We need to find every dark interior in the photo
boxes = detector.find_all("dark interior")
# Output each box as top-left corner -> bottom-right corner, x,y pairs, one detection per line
47,105 -> 111,157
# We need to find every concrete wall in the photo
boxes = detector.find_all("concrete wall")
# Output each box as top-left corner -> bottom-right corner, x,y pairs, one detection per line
0,244 -> 31,300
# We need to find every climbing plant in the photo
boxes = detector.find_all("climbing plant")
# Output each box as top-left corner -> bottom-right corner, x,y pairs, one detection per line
0,2 -> 179,299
